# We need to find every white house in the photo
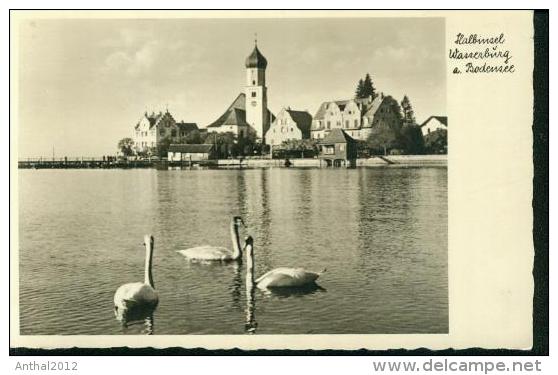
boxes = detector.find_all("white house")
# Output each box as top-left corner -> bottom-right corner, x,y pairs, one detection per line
310,95 -> 403,141
420,116 -> 448,136
167,144 -> 216,161
265,107 -> 312,146
133,110 -> 198,153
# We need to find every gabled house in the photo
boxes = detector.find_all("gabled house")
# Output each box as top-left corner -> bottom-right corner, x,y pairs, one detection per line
133,110 -> 198,153
318,128 -> 358,167
311,94 -> 402,141
420,116 -> 447,136
265,107 -> 312,146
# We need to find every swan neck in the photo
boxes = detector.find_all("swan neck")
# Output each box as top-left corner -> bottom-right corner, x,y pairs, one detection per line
231,222 -> 242,259
144,238 -> 155,288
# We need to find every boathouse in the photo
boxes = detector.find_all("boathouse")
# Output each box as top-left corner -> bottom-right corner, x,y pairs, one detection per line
318,128 -> 357,167
168,144 -> 217,162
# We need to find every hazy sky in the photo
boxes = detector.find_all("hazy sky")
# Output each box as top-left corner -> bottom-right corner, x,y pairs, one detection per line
18,17 -> 445,157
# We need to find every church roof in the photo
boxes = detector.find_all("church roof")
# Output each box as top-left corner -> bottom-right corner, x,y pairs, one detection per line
319,128 -> 356,144
207,92 -> 275,129
207,93 -> 248,128
245,45 -> 268,69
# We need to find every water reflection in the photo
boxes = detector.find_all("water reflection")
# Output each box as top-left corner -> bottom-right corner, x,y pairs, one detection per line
115,305 -> 156,335
245,253 -> 257,334
264,283 -> 326,297
230,262 -> 242,310
245,280 -> 257,334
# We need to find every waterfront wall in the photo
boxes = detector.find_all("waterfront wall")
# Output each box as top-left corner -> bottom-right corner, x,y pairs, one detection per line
19,155 -> 447,169
220,155 -> 447,168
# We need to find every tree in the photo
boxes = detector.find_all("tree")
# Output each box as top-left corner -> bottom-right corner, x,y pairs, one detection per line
117,137 -> 135,156
400,95 -> 416,126
156,136 -> 173,158
355,73 -> 377,99
355,78 -> 365,99
400,124 -> 425,155
204,132 -> 238,158
424,129 -> 447,154
366,123 -> 402,155
181,130 -> 203,144
275,139 -> 318,158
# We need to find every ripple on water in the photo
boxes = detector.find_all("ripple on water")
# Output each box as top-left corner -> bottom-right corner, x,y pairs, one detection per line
19,168 -> 447,335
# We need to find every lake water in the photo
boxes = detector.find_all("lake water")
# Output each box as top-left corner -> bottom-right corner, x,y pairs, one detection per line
18,167 -> 447,335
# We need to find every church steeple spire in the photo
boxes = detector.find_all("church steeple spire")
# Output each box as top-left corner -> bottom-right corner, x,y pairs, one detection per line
245,37 -> 267,69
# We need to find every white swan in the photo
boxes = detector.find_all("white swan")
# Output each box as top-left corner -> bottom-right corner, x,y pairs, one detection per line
177,216 -> 244,261
244,236 -> 325,289
114,235 -> 159,321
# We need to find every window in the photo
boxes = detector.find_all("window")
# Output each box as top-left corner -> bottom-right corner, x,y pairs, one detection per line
160,129 -> 165,135
327,121 -> 331,129
291,127 -> 293,132
251,92 -> 256,98
171,130 -> 176,137
252,80 -> 256,85
355,119 -> 359,127
345,120 -> 349,128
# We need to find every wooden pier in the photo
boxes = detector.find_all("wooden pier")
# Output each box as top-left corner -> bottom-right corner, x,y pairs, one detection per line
18,157 -> 220,170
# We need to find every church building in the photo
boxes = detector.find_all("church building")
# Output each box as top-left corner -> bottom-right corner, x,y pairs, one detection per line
206,41 -> 275,143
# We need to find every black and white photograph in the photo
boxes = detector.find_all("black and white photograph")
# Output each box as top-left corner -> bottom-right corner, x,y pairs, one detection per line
9,10 -> 540,353
16,15 -> 448,336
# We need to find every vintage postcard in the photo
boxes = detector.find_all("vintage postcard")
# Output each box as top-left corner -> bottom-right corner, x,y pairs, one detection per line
10,10 -> 536,351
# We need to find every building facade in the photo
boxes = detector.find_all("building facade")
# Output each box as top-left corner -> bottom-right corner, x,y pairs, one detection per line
168,144 -> 216,161
420,116 -> 447,136
265,107 -> 312,146
206,42 -> 274,142
311,95 -> 402,141
133,110 -> 198,153
318,128 -> 358,167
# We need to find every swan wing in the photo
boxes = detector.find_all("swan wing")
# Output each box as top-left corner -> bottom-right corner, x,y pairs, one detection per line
177,246 -> 235,261
256,267 -> 321,288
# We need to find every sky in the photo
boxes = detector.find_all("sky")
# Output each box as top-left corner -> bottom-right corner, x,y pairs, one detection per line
17,17 -> 446,158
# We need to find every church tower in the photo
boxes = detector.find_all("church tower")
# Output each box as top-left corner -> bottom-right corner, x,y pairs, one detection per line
244,40 -> 269,142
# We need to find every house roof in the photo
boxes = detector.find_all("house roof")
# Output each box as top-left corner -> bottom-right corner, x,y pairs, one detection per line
313,96 -> 381,122
176,122 -> 198,132
420,116 -> 448,127
207,92 -> 275,129
245,45 -> 268,69
319,128 -> 356,144
168,144 -> 214,153
286,109 -> 312,133
135,110 -> 175,130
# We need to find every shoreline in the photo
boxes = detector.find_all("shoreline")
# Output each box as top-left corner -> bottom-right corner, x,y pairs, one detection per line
18,155 -> 447,169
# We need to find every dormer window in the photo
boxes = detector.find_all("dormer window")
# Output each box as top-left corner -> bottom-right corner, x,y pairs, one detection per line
251,92 -> 256,98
